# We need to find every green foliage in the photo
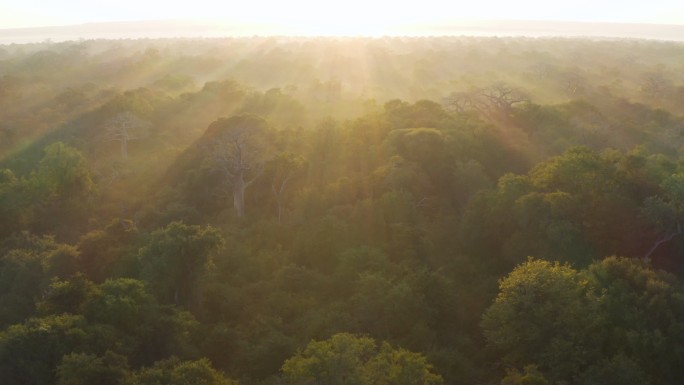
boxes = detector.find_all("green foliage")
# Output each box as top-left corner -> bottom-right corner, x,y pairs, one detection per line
483,257 -> 684,384
31,142 -> 93,198
241,87 -> 308,128
256,151 -> 309,222
577,354 -> 649,385
2,36 -> 684,385
175,113 -> 275,218
461,146 -> 668,268
585,257 -> 684,383
137,221 -> 223,306
37,274 -> 98,316
82,278 -> 200,366
83,278 -> 197,363
0,248 -> 46,325
350,271 -> 432,342
365,341 -> 443,385
500,365 -> 549,385
0,169 -> 20,236
76,219 -> 139,283
82,278 -> 158,333
0,314 -> 90,385
125,357 -> 236,385
0,233 -> 81,326
57,351 -> 130,385
482,259 -> 599,380
0,143 -> 94,239
281,333 -> 443,385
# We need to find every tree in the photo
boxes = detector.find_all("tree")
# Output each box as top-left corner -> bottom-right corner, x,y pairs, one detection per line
125,357 -> 236,385
443,90 -> 483,114
477,83 -> 530,118
0,314 -> 90,385
481,259 -> 600,382
137,221 -> 223,306
444,83 -> 529,121
32,142 -> 93,198
281,333 -> 443,385
584,257 -> 684,384
204,114 -> 273,218
0,169 -> 20,236
81,278 -> 200,366
483,257 -> 684,384
56,351 -> 130,385
500,365 -> 549,385
350,271 -> 431,340
0,143 -> 93,238
459,173 -> 534,268
76,219 -> 139,283
0,233 -> 82,327
383,128 -> 453,198
641,173 -> 684,261
366,340 -> 443,385
36,274 -> 98,316
81,279 -> 158,336
577,354 -> 649,385
22,142 -> 94,237
102,112 -> 150,160
265,152 -> 308,223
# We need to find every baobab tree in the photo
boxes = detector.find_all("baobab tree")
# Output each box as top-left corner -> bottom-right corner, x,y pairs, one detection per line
443,82 -> 529,120
477,82 -> 530,117
265,152 -> 308,223
102,112 -> 149,160
205,114 -> 272,218
442,90 -> 485,114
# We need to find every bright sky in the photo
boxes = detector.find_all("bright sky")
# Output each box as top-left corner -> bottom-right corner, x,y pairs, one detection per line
1,0 -> 683,30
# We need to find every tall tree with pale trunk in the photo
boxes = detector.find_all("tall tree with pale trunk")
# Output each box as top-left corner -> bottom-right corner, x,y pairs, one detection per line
205,114 -> 272,218
102,112 -> 149,160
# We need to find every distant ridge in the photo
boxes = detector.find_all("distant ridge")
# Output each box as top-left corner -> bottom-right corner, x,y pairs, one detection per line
1,19 -> 684,44
418,19 -> 684,41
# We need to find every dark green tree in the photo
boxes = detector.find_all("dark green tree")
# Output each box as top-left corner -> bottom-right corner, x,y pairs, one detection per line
481,259 -> 600,382
281,333 -> 443,385
82,278 -> 200,366
137,221 -> 223,306
56,351 -> 130,385
0,314 -> 90,385
125,357 -> 236,385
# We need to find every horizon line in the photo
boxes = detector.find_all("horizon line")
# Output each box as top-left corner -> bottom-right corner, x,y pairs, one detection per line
2,18 -> 684,44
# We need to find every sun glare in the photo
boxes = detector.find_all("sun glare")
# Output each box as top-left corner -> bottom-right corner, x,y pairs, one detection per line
2,1 -> 683,34
275,21 -> 394,37
1,1 -> 683,36
217,1 -> 417,36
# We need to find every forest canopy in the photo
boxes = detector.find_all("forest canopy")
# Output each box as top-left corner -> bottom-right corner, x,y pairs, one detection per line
1,36 -> 684,385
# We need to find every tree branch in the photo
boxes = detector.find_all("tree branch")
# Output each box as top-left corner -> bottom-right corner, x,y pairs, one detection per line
644,221 -> 682,262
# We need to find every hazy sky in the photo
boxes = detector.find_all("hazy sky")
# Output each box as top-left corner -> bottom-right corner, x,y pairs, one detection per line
1,1 -> 683,30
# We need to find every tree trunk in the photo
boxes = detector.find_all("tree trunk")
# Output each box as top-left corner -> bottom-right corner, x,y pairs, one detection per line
233,175 -> 246,218
277,198 -> 283,224
120,138 -> 128,160
272,174 -> 291,224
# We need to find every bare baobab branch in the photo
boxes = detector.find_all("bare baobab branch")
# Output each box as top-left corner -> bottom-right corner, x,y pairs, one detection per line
101,111 -> 150,160
203,114 -> 272,218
